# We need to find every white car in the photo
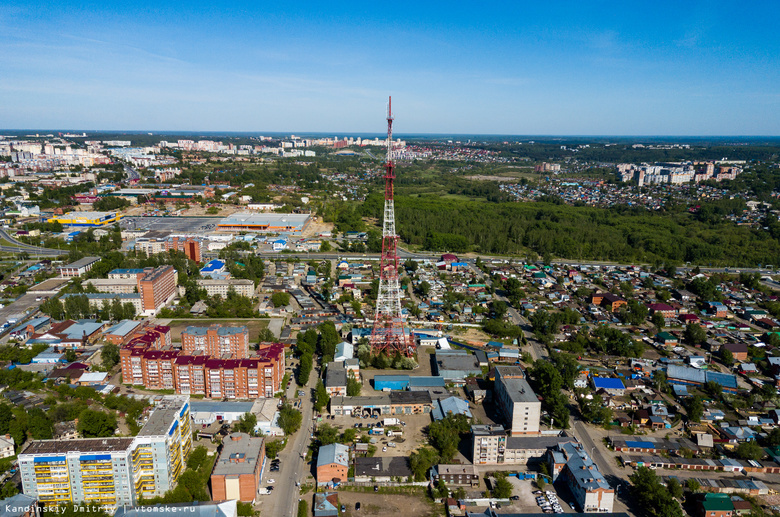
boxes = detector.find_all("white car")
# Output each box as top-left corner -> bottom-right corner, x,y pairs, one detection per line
382,447 -> 387,452
267,479 -> 275,484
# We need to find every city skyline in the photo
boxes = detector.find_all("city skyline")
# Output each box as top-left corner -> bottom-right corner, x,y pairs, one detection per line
2,1 -> 780,135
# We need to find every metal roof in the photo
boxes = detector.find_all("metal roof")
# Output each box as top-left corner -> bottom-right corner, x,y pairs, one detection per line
317,443 -> 349,468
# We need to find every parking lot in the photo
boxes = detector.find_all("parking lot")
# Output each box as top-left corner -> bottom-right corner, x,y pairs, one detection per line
121,216 -> 220,233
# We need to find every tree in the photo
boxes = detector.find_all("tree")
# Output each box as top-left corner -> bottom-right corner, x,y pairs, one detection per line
102,343 -> 119,369
347,377 -> 361,396
314,379 -> 330,412
234,413 -> 257,435
578,394 -> 612,425
704,380 -> 723,399
278,404 -> 302,435
27,408 -> 53,439
685,478 -> 700,493
258,328 -> 276,343
720,348 -> 735,366
629,467 -> 684,517
340,427 -> 356,443
271,291 -> 290,307
410,447 -> 439,481
427,414 -> 470,462
265,439 -> 286,459
767,427 -> 780,447
651,312 -> 665,330
734,440 -> 763,461
316,423 -> 339,445
297,354 -> 312,386
491,477 -> 513,498
684,323 -> 706,346
77,409 -> 117,438
686,396 -> 704,423
319,240 -> 331,252
666,477 -> 683,500
417,281 -> 431,297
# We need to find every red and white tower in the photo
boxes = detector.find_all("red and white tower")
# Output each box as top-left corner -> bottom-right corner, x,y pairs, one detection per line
370,97 -> 415,357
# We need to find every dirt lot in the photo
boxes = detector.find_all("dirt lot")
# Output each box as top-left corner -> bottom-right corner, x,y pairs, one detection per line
333,490 -> 439,517
302,216 -> 333,238
163,318 -> 269,342
327,410 -> 433,460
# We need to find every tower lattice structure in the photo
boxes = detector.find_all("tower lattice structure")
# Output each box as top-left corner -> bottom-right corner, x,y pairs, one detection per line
370,97 -> 415,357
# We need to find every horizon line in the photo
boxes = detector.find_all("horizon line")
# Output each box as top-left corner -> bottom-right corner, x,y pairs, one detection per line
2,130 -> 780,140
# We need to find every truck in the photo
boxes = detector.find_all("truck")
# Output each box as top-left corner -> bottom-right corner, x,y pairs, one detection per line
386,430 -> 403,437
383,418 -> 399,426
369,427 -> 384,435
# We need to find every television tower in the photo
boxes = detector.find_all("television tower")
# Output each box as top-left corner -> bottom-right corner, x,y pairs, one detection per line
370,97 -> 415,357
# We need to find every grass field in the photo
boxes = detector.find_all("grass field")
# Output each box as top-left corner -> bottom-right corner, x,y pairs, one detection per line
167,318 -> 269,341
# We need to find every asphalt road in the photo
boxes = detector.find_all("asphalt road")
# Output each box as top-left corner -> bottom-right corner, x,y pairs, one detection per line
573,420 -> 631,514
124,164 -> 140,181
260,367 -> 318,517
0,293 -> 45,328
0,228 -> 63,256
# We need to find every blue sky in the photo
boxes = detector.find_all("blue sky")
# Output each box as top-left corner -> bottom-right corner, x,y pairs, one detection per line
2,1 -> 779,135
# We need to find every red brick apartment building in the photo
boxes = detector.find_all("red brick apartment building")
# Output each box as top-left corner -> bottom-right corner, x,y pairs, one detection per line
120,323 -> 284,398
175,344 -> 284,399
119,325 -> 172,385
139,265 -> 177,313
181,325 -> 250,358
165,237 -> 201,263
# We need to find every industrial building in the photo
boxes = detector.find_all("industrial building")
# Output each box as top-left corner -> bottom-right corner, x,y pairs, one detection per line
189,399 -> 282,436
48,211 -> 123,227
19,396 -> 191,510
316,443 -> 349,486
210,433 -> 265,502
216,212 -> 311,234
433,350 -> 482,381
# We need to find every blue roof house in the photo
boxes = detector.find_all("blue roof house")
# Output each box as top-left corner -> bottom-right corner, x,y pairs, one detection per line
591,376 -> 626,396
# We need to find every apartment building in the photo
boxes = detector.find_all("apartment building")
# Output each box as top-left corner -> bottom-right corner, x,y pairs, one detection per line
547,442 -> 614,513
122,336 -> 284,399
83,278 -> 138,294
19,396 -> 191,510
181,325 -> 250,358
58,256 -> 101,277
210,433 -> 265,502
175,344 -> 284,399
166,237 -> 201,263
471,425 -> 576,466
108,268 -> 148,280
493,366 -> 541,435
136,237 -> 201,264
139,266 -> 177,314
471,425 -> 508,465
119,325 -> 172,385
196,278 -> 255,298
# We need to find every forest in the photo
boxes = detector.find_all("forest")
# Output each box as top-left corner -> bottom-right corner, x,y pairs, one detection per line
386,196 -> 780,266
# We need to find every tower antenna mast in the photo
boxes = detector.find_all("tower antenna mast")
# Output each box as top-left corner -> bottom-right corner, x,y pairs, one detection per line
370,97 -> 415,357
